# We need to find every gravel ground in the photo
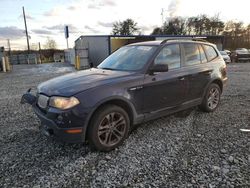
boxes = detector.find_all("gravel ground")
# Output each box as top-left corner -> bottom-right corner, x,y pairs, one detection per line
0,63 -> 249,187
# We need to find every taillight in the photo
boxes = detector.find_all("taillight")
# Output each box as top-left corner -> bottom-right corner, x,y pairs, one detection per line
220,66 -> 227,78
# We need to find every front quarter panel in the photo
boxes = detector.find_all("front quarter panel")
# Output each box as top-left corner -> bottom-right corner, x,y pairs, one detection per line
74,74 -> 145,120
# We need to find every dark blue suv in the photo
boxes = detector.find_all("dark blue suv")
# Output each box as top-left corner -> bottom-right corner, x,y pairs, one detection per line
21,39 -> 227,151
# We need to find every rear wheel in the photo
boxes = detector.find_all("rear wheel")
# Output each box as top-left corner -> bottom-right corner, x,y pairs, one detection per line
87,105 -> 130,151
199,83 -> 221,112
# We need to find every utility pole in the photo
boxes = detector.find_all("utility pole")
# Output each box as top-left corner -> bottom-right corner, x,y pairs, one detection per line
161,8 -> 165,25
7,39 -> 11,65
38,42 -> 42,64
23,6 -> 30,64
7,39 -> 11,56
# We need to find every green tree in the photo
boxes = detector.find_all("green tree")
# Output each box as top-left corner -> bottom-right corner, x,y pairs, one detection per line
223,21 -> 244,49
43,37 -> 57,49
186,15 -> 211,35
151,27 -> 163,35
112,19 -> 139,35
162,17 -> 187,35
186,17 -> 196,35
209,14 -> 224,35
151,13 -> 250,49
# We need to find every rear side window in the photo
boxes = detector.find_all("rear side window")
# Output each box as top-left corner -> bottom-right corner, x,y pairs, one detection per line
203,45 -> 218,61
199,45 -> 208,63
154,44 -> 181,70
183,43 -> 200,66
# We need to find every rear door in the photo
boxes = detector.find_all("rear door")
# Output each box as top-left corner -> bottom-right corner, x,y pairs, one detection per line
181,43 -> 214,101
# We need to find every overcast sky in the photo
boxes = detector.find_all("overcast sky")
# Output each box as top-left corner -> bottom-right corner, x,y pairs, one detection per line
0,0 -> 250,50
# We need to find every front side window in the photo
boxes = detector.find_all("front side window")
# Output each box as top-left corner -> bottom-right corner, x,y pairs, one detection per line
183,43 -> 201,66
154,44 -> 181,70
203,45 -> 218,61
98,45 -> 157,71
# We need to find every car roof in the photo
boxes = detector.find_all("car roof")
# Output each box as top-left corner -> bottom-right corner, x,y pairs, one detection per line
128,41 -> 162,46
128,39 -> 214,46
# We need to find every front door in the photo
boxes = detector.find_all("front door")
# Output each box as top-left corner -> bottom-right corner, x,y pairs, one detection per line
142,44 -> 188,113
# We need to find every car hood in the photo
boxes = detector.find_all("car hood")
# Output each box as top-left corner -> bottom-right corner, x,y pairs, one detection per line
222,54 -> 230,58
38,68 -> 135,97
236,50 -> 250,55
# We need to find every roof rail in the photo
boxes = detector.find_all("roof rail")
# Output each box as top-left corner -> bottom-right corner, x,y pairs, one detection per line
160,37 -> 208,44
192,38 -> 208,42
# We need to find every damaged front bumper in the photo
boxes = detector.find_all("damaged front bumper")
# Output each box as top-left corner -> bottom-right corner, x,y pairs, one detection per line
21,89 -> 85,143
20,88 -> 37,105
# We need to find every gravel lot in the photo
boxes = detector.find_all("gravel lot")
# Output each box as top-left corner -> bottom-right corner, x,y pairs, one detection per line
0,63 -> 249,187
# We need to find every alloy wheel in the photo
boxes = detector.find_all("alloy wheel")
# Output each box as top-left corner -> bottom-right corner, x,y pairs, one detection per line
97,112 -> 126,147
207,87 -> 220,110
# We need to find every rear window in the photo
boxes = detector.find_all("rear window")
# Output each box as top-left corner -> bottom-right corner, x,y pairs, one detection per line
199,45 -> 208,63
219,51 -> 227,55
203,45 -> 218,61
183,43 -> 201,66
236,48 -> 248,51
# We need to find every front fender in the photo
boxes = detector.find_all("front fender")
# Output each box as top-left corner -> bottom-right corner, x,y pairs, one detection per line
75,89 -> 144,141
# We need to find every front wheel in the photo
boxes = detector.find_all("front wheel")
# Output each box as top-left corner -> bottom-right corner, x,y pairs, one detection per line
87,105 -> 130,151
199,83 -> 221,112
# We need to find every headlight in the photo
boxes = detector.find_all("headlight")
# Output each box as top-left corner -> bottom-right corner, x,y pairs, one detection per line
49,96 -> 80,110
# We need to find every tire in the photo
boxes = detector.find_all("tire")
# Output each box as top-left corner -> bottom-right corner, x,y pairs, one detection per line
199,83 -> 221,112
87,105 -> 130,151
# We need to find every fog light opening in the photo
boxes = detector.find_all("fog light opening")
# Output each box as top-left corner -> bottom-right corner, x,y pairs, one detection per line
57,115 -> 63,121
48,129 -> 54,135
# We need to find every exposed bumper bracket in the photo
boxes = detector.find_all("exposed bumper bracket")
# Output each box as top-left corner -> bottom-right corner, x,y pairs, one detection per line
20,88 -> 37,105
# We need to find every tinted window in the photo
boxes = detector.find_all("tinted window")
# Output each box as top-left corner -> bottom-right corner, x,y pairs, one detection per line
203,45 -> 218,61
199,45 -> 208,63
154,44 -> 180,70
183,43 -> 201,66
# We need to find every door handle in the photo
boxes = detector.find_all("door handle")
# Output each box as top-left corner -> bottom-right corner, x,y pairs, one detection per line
178,77 -> 185,81
129,86 -> 143,91
202,70 -> 212,75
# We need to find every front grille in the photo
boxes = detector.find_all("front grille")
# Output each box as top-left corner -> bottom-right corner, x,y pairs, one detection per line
37,94 -> 49,109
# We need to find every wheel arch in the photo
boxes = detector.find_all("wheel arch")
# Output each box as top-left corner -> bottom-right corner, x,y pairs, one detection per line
211,79 -> 223,92
84,97 -> 139,141
201,78 -> 223,101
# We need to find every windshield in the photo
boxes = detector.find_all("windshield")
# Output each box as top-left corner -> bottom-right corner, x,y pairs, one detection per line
98,45 -> 157,71
236,48 -> 247,51
220,51 -> 227,55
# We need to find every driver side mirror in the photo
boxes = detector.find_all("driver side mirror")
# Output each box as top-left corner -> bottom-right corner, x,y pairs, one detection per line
149,64 -> 168,74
